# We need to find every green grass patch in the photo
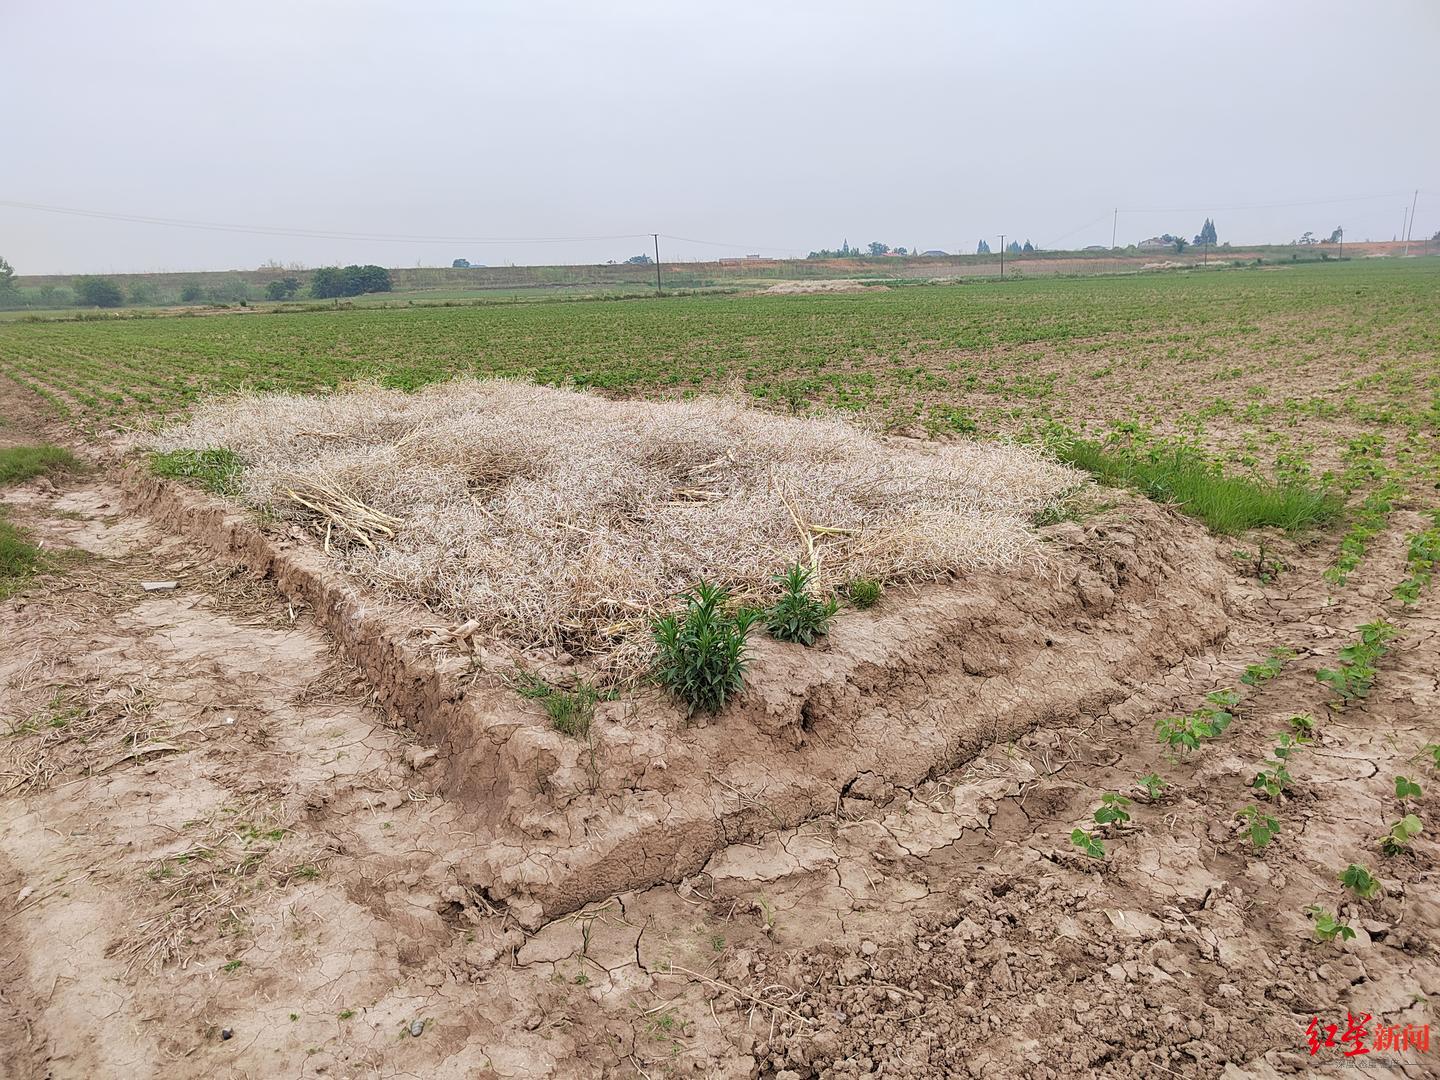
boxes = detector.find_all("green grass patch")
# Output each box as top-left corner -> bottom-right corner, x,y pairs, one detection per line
0,445 -> 81,486
0,512 -> 43,599
1056,435 -> 1341,535
149,448 -> 244,495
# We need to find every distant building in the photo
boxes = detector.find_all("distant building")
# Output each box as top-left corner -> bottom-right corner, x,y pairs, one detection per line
1083,245 -> 1108,252
921,249 -> 949,257
1137,237 -> 1170,251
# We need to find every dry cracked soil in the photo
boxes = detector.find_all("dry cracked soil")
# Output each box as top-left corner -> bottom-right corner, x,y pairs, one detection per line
1,386 -> 1437,1080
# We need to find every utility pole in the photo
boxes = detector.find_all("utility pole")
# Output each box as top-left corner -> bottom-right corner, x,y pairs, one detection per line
1111,208 -> 1117,249
651,233 -> 662,295
1404,189 -> 1419,255
999,234 -> 1005,279
1338,226 -> 1343,261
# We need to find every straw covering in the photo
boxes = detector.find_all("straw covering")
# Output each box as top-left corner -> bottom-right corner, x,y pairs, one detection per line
151,380 -> 1082,672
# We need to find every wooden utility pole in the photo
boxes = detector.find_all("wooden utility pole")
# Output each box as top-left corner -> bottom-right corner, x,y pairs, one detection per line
999,234 -> 1005,279
1404,190 -> 1418,255
1111,208 -> 1117,249
1338,226 -> 1344,261
652,233 -> 662,295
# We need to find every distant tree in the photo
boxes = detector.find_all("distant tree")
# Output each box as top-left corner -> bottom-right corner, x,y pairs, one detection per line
1005,240 -> 1021,255
1432,229 -> 1440,242
976,239 -> 991,255
452,258 -> 471,269
179,281 -> 203,303
894,246 -> 907,256
1021,240 -> 1034,253
1193,218 -> 1218,246
0,255 -> 15,295
264,276 -> 301,301
1173,237 -> 1189,253
74,276 -> 125,308
867,242 -> 890,256
310,265 -> 393,299
1298,231 -> 1317,245
625,253 -> 653,265
127,281 -> 158,306
1326,227 -> 1343,244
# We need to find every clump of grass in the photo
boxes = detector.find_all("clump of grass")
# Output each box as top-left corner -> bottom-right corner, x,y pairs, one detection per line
149,448 -> 244,495
508,672 -> 605,737
0,512 -> 43,599
765,563 -> 838,645
653,582 -> 760,715
1054,432 -> 1340,535
0,444 -> 81,486
845,577 -> 882,609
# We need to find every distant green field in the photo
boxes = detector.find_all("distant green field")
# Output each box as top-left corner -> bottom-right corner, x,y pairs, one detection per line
2,260 -> 1437,496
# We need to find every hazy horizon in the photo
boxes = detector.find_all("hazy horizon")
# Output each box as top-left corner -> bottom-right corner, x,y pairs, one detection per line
5,0 -> 1438,276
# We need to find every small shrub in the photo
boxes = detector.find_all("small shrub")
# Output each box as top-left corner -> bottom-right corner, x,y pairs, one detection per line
653,582 -> 760,715
764,563 -> 838,646
845,578 -> 882,609
149,448 -> 244,495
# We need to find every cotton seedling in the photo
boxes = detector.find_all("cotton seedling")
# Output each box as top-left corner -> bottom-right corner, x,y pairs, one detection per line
1155,689 -> 1241,753
1093,793 -> 1132,826
1237,804 -> 1280,849
1137,773 -> 1168,801
1288,713 -> 1317,737
1241,648 -> 1296,687
1339,864 -> 1382,900
1394,776 -> 1422,801
1305,905 -> 1356,945
1070,827 -> 1105,860
1379,814 -> 1423,856
1252,757 -> 1292,800
1316,620 -> 1396,704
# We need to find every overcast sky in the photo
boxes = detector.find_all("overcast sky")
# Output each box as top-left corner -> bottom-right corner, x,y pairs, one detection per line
4,0 -> 1438,274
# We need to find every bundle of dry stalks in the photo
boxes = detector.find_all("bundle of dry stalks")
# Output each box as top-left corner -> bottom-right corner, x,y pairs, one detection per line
150,380 -> 1082,674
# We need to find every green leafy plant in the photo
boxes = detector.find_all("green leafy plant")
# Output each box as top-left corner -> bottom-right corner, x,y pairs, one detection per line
1137,773 -> 1168,801
1093,793 -> 1132,826
1305,905 -> 1356,944
1418,744 -> 1440,773
653,581 -> 761,715
1241,647 -> 1296,686
508,672 -> 607,738
1395,775 -> 1422,801
1339,863 -> 1382,900
764,563 -> 838,645
845,578 -> 882,609
1316,620 -> 1395,704
1379,814 -> 1423,856
1155,689 -> 1241,752
1252,758 -> 1292,800
1393,517 -> 1440,605
149,447 -> 245,495
1231,542 -> 1286,584
1237,804 -> 1280,848
1288,712 -> 1317,737
1069,827 -> 1105,860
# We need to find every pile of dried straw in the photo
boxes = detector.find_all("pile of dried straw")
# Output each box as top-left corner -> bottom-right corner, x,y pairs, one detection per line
150,380 -> 1082,672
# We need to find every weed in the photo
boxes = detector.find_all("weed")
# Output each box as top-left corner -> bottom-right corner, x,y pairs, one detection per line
1054,429 -> 1341,535
222,960 -> 243,973
845,577 -> 882,609
1069,828 -> 1105,859
1137,773 -> 1168,801
1394,776 -> 1422,801
1241,648 -> 1296,686
0,445 -> 81,486
1339,864 -> 1382,900
1237,804 -> 1280,848
339,1009 -> 354,1020
653,582 -> 761,715
0,513 -> 44,599
1379,814 -> 1423,856
1305,905 -> 1356,944
544,685 -> 602,738
149,447 -> 244,495
764,563 -> 838,646
1231,542 -> 1286,584
1316,620 -> 1396,704
1093,793 -> 1132,826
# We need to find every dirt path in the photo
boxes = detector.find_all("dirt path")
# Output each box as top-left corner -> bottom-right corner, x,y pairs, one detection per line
1,388 -> 1437,1077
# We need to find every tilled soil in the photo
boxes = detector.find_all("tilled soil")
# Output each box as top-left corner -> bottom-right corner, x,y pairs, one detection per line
1,413 -> 1437,1077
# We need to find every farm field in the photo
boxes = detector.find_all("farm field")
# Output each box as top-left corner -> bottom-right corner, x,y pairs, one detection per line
1,259 -> 1439,1078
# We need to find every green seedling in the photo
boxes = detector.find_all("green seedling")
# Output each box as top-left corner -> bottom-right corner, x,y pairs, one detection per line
653,581 -> 761,715
845,578 -> 882,609
1137,773 -> 1168,801
1316,620 -> 1396,704
1305,905 -> 1356,944
1241,648 -> 1296,687
1155,688 -> 1241,752
1339,864 -> 1382,900
1237,804 -> 1280,848
1420,744 -> 1440,772
1070,827 -> 1105,860
1395,776 -> 1422,801
1252,759 -> 1293,800
1093,793 -> 1132,826
1288,713 -> 1317,737
1379,814 -> 1423,856
764,563 -> 838,645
